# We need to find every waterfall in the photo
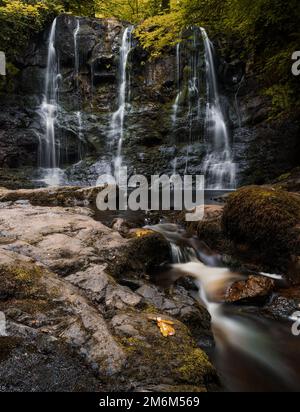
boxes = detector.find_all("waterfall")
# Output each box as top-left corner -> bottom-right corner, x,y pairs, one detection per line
185,28 -> 203,173
171,43 -> 182,175
201,28 -> 236,189
170,28 -> 236,188
170,28 -> 204,175
39,17 -> 63,186
76,111 -> 84,160
74,19 -> 84,161
110,26 -> 133,183
172,43 -> 181,125
74,19 -> 80,92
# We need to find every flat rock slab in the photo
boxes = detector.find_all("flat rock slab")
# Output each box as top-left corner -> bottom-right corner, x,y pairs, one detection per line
0,197 -> 217,391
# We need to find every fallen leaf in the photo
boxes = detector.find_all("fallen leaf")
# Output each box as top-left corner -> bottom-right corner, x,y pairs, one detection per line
133,229 -> 154,238
148,316 -> 176,337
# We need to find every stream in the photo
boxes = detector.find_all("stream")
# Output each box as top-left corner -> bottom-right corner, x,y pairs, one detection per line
148,223 -> 300,392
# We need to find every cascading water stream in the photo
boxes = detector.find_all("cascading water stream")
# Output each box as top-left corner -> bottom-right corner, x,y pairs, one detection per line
171,43 -> 182,175
170,28 -> 204,175
170,28 -> 236,188
74,19 -> 80,92
37,18 -> 86,186
111,26 -> 133,183
201,28 -> 236,189
73,19 -> 85,159
38,17 -> 63,186
171,43 -> 181,126
148,223 -> 298,391
76,111 -> 85,160
185,28 -> 203,173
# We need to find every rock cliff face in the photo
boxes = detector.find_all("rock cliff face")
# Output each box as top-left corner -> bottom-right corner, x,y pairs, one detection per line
0,15 -> 181,183
218,48 -> 300,185
0,14 -> 299,186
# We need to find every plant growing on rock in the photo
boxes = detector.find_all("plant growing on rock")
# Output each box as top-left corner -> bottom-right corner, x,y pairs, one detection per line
222,186 -> 300,273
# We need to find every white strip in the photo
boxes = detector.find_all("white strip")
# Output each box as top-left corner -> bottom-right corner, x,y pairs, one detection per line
260,272 -> 283,280
0,52 -> 6,76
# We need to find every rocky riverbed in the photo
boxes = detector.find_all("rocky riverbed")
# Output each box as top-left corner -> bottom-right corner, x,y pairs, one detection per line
0,186 -> 220,392
0,184 -> 299,391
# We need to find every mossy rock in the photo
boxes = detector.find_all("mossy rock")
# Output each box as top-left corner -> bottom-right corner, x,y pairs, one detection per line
0,263 -> 56,314
115,313 -> 218,390
0,186 -> 105,207
109,232 -> 171,278
273,167 -> 300,192
222,186 -> 300,270
0,168 -> 34,190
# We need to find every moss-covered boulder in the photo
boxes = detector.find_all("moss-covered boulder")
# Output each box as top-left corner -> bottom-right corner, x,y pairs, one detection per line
111,312 -> 218,391
108,230 -> 171,279
222,186 -> 300,272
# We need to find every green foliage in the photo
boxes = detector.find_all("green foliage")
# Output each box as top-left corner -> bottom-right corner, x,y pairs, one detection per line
60,1 -> 95,17
265,84 -> 294,117
95,0 -> 174,23
0,0 -> 95,62
0,0 -> 62,60
0,61 -> 19,92
134,11 -> 183,58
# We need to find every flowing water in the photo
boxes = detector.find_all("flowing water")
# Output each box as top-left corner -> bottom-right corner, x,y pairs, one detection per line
37,21 -> 236,189
172,43 -> 181,126
149,223 -> 300,392
110,26 -> 133,183
170,28 -> 236,188
38,18 -> 63,186
200,28 -> 236,189
74,19 -> 80,92
36,18 -> 86,187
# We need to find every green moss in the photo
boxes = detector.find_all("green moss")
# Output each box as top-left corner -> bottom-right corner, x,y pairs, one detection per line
118,315 -> 217,388
277,172 -> 291,182
108,233 -> 170,278
0,263 -> 56,314
222,186 -> 300,268
142,305 -> 160,315
177,349 -> 212,384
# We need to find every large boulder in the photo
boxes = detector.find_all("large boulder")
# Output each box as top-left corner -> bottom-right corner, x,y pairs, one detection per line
225,275 -> 275,304
222,186 -> 300,274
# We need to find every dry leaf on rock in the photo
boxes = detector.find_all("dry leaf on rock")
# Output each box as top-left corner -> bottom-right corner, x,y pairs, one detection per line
148,316 -> 176,337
